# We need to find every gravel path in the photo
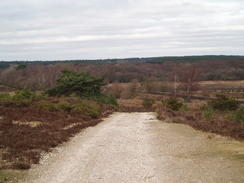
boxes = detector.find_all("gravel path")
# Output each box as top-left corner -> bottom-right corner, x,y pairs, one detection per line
20,112 -> 244,183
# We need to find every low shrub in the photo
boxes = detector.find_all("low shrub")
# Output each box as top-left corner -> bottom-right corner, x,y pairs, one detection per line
200,105 -> 214,121
89,94 -> 118,107
56,101 -> 73,112
0,93 -> 11,101
142,97 -> 155,109
12,161 -> 31,170
180,104 -> 189,111
71,101 -> 100,118
208,94 -> 238,111
162,97 -> 183,111
15,100 -> 32,107
35,100 -> 57,112
36,92 -> 49,100
12,88 -> 36,100
231,107 -> 244,123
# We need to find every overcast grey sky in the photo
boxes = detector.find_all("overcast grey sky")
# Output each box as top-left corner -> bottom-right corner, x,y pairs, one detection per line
0,0 -> 243,61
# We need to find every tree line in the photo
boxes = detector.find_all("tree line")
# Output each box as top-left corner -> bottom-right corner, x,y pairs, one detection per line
0,57 -> 243,91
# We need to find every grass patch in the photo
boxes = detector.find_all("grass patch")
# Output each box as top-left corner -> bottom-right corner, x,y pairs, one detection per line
12,121 -> 43,127
234,154 -> 244,161
0,169 -> 26,183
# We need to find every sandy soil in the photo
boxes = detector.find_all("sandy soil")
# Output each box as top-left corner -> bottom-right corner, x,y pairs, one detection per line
19,112 -> 244,183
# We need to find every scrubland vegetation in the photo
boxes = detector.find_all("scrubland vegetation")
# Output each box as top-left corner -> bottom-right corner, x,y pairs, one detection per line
0,71 -> 118,176
0,56 -> 244,181
155,95 -> 244,140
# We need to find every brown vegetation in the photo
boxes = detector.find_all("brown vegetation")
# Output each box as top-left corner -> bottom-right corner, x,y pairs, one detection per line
105,80 -> 244,102
155,101 -> 244,141
0,98 -> 117,170
118,99 -> 153,112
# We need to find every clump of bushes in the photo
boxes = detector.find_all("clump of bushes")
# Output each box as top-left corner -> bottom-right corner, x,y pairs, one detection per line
154,94 -> 244,140
208,94 -> 238,111
0,88 -> 36,102
142,97 -> 155,109
12,88 -> 36,100
35,100 -> 101,119
162,97 -> 183,111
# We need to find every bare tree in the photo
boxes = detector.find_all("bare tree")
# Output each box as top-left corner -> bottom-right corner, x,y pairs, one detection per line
182,66 -> 199,99
171,70 -> 181,97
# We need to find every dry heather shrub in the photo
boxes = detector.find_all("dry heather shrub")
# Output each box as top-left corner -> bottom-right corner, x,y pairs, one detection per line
104,83 -> 124,98
12,161 -> 31,170
142,97 -> 155,109
155,103 -> 175,122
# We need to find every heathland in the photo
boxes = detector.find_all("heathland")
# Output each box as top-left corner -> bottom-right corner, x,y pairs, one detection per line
0,55 -> 243,182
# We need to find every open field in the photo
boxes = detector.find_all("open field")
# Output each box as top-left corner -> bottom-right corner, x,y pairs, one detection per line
198,80 -> 244,97
198,80 -> 244,86
105,80 -> 244,100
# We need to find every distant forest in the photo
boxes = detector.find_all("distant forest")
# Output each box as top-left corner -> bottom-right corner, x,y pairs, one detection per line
0,55 -> 244,90
1,55 -> 244,68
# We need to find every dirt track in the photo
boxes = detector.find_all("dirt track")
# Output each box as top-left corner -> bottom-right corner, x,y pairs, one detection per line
19,112 -> 244,183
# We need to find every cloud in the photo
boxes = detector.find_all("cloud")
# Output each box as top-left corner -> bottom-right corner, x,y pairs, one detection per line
0,0 -> 243,60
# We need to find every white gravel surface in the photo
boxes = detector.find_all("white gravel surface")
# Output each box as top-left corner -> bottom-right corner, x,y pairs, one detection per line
19,112 -> 244,183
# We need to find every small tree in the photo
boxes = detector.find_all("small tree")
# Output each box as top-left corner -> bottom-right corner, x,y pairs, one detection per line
142,97 -> 155,109
163,97 -> 183,111
169,70 -> 181,97
16,64 -> 27,70
181,66 -> 199,99
46,69 -> 105,98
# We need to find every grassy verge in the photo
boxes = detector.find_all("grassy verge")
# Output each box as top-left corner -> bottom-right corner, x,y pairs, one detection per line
0,169 -> 26,183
